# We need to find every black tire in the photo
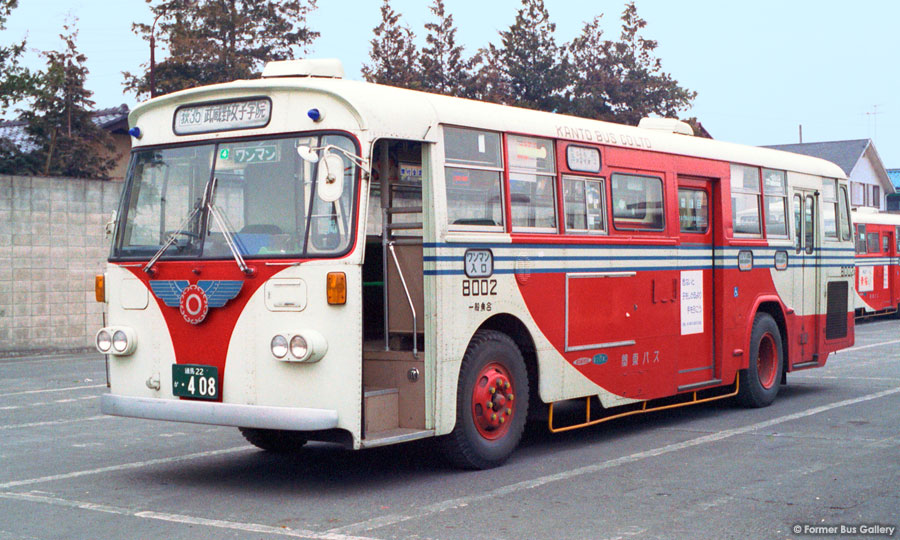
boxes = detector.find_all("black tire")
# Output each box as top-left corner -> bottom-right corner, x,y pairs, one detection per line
238,428 -> 308,453
737,313 -> 784,408
439,329 -> 529,470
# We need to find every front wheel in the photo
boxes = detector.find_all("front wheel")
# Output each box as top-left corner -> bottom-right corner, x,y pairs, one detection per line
737,313 -> 783,408
439,330 -> 529,470
238,428 -> 308,453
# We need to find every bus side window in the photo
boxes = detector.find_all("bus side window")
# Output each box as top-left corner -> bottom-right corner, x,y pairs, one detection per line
762,169 -> 787,237
867,232 -> 879,254
857,224 -> 867,254
564,176 -> 606,233
731,164 -> 761,236
507,134 -> 557,232
839,186 -> 851,241
821,178 -> 839,239
443,126 -> 504,229
610,173 -> 664,231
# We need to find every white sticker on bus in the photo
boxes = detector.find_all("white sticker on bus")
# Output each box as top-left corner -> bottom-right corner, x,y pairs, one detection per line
859,266 -> 874,292
884,265 -> 889,289
680,270 -> 704,335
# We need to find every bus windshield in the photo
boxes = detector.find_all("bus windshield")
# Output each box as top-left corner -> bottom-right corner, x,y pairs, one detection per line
113,133 -> 359,260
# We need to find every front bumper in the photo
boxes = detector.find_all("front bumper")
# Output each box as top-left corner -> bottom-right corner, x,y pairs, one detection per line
101,394 -> 339,431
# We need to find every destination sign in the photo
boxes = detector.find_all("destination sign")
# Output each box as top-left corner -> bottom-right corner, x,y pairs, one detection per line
174,98 -> 271,135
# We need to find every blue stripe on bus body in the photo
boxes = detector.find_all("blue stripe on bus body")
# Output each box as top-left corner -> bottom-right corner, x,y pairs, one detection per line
425,263 -> 854,276
425,242 -> 855,254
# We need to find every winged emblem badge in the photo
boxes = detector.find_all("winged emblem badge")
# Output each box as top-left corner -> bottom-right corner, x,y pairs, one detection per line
149,280 -> 243,324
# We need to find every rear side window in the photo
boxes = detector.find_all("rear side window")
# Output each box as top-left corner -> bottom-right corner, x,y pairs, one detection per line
867,232 -> 880,254
611,173 -> 664,231
762,169 -> 787,237
731,164 -> 761,236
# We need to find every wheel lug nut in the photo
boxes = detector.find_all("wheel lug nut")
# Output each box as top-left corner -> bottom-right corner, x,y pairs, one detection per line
505,382 -> 510,389
491,413 -> 497,421
506,408 -> 512,415
489,387 -> 496,394
507,393 -> 514,401
499,417 -> 505,424
486,401 -> 493,409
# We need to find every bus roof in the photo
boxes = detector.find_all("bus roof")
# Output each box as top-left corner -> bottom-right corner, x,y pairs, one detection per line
851,207 -> 900,226
131,72 -> 846,180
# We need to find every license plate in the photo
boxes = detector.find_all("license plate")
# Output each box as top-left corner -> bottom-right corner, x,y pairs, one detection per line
172,364 -> 219,400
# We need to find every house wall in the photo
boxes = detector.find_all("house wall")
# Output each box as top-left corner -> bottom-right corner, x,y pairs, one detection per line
849,153 -> 886,210
0,174 -> 122,356
108,133 -> 132,181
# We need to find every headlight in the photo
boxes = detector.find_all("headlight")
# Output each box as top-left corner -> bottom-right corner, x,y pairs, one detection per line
290,335 -> 308,360
96,329 -> 112,353
271,335 -> 288,358
112,330 -> 128,353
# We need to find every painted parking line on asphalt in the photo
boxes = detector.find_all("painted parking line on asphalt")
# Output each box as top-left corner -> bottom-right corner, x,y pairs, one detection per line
328,385 -> 900,536
0,491 -> 381,540
0,384 -> 106,398
0,445 -> 255,490
0,415 -> 109,431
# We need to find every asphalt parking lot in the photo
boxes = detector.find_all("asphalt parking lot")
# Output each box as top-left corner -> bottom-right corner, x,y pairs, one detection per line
1,318 -> 898,540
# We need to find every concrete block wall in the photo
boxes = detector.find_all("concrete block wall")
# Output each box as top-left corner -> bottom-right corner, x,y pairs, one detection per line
0,175 -> 122,356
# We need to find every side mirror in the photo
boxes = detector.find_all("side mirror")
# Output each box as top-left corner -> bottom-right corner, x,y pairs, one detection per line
317,154 -> 345,202
297,145 -> 319,163
105,210 -> 117,237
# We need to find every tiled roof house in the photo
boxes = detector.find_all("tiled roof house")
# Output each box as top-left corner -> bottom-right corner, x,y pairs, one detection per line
0,104 -> 131,180
763,139 -> 894,211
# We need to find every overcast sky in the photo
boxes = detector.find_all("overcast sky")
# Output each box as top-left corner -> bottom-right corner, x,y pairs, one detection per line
5,0 -> 900,167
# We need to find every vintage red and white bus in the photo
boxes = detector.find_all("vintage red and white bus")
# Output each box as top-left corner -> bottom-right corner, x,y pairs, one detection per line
96,59 -> 856,469
852,207 -> 900,316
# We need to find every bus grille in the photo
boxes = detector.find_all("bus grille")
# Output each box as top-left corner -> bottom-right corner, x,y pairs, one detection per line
825,281 -> 848,340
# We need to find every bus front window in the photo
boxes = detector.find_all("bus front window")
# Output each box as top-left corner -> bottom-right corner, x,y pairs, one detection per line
114,134 -> 358,260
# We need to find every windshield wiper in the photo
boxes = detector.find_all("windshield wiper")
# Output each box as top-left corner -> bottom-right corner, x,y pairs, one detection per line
143,204 -> 202,275
205,177 -> 253,276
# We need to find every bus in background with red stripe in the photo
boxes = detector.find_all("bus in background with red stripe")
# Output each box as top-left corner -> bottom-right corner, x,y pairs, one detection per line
852,207 -> 900,317
96,59 -> 856,469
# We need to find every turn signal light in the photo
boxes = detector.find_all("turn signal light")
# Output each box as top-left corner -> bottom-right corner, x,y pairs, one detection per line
326,272 -> 346,305
95,274 -> 106,303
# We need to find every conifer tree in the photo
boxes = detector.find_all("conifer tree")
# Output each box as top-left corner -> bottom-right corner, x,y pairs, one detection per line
599,2 -> 696,125
0,0 -> 36,109
22,20 -> 116,178
419,0 -> 469,96
362,0 -> 420,89
474,0 -> 567,111
124,0 -> 319,99
564,15 -> 615,120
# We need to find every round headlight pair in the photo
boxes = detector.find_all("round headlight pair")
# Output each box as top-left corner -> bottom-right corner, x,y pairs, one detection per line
270,334 -> 311,361
96,327 -> 136,355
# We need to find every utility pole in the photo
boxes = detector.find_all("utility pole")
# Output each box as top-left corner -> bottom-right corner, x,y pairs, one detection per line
799,124 -> 803,143
149,7 -> 167,98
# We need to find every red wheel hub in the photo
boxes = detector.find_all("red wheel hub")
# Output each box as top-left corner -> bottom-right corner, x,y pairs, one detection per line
471,363 -> 516,440
757,333 -> 778,389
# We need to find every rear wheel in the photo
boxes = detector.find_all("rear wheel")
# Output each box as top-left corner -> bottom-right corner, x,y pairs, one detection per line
439,330 -> 529,470
238,428 -> 308,452
737,313 -> 783,408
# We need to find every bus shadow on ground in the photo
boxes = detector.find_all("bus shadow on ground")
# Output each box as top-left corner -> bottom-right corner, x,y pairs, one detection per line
140,384 -> 830,493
